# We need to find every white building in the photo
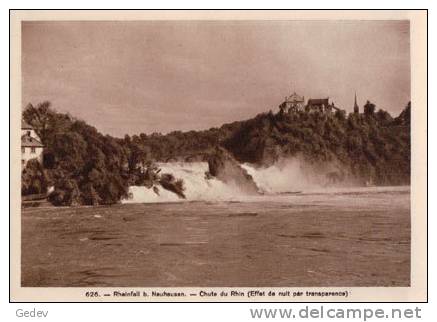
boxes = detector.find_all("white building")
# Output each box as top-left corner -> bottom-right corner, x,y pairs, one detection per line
279,91 -> 305,114
21,120 -> 44,166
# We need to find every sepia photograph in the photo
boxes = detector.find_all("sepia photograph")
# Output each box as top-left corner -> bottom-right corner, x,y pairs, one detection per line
9,10 -> 427,302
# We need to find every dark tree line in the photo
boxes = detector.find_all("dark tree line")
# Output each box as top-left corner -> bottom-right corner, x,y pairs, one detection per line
224,101 -> 411,185
23,102 -> 129,206
22,99 -> 411,205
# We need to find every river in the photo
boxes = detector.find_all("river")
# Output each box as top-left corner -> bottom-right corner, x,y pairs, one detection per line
21,185 -> 410,287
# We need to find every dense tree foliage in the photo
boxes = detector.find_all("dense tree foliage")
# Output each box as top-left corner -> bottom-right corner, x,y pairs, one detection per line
22,99 -> 411,205
224,102 -> 411,185
21,159 -> 49,195
23,102 -> 129,205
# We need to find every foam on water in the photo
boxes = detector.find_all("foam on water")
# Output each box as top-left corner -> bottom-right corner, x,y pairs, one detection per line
123,161 -> 409,204
241,160 -> 322,193
123,162 -> 244,203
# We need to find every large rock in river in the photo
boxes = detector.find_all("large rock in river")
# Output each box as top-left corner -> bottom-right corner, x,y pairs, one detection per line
159,173 -> 186,199
207,147 -> 260,195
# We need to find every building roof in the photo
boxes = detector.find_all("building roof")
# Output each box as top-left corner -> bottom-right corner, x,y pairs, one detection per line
286,92 -> 304,103
22,120 -> 33,130
307,98 -> 329,106
21,135 -> 44,148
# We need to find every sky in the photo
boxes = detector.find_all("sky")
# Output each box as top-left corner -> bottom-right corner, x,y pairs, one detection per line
22,20 -> 410,137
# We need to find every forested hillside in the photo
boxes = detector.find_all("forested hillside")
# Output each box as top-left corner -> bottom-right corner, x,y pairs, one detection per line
224,102 -> 411,185
21,100 -> 411,205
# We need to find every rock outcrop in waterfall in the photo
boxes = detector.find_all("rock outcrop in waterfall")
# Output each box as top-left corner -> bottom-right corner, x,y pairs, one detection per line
207,147 -> 260,195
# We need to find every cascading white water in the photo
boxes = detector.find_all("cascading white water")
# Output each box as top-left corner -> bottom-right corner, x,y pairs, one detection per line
122,160 -> 403,204
241,159 -> 324,194
123,162 -> 245,203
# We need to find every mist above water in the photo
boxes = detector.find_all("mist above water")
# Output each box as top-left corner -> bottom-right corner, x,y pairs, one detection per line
122,161 -> 406,204
241,158 -> 324,194
124,162 -> 243,203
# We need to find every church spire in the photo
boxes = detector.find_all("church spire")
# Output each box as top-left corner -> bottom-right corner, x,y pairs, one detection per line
354,92 -> 359,113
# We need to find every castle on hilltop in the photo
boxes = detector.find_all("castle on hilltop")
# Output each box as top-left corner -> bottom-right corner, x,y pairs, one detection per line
279,90 -> 346,115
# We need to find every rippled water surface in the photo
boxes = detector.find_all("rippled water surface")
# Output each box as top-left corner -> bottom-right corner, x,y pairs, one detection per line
22,186 -> 410,287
